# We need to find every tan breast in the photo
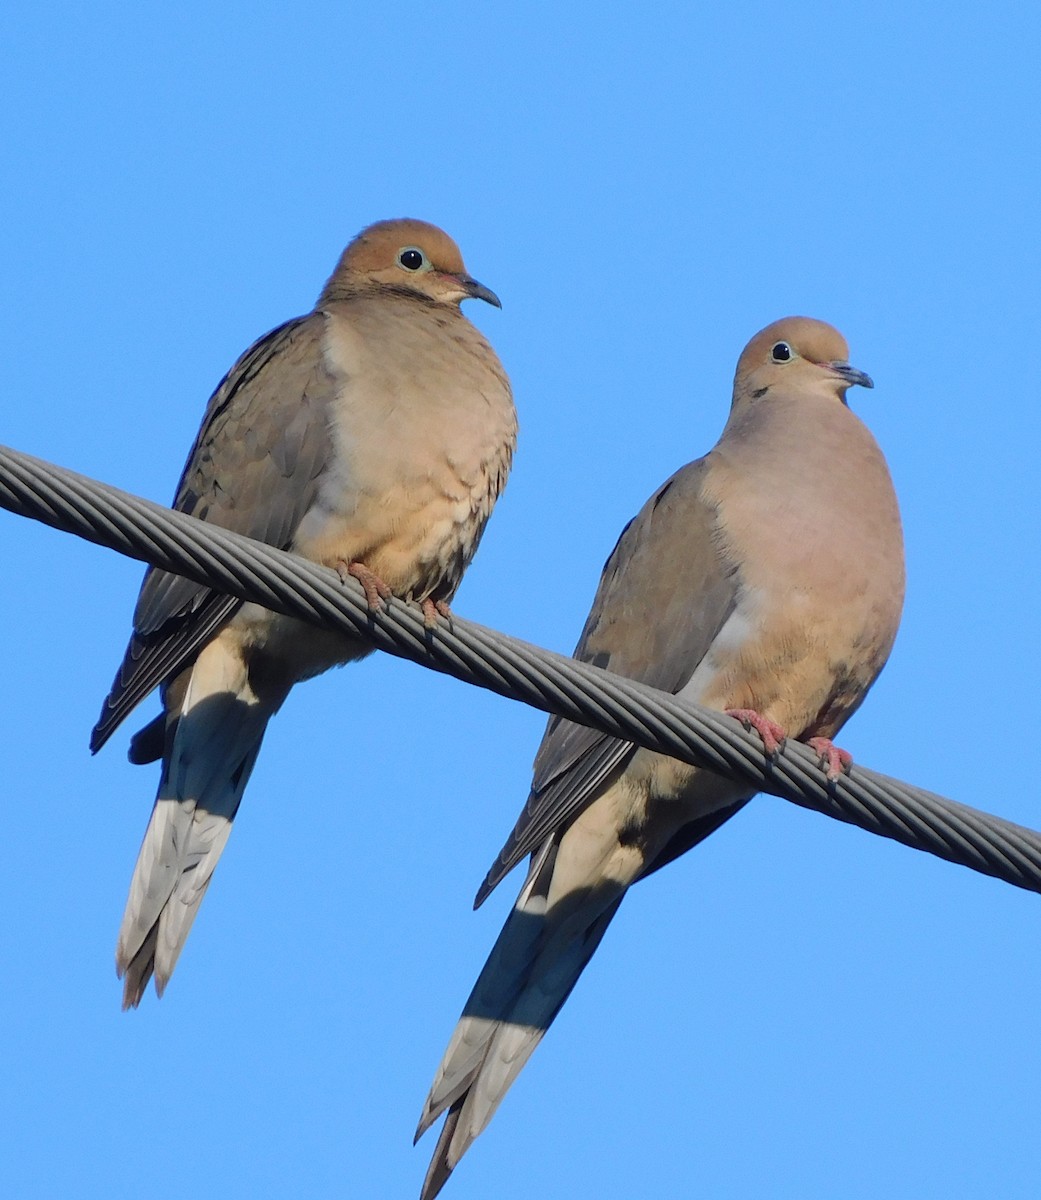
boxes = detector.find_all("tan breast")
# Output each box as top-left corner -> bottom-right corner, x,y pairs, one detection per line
293,296 -> 516,602
696,391 -> 905,739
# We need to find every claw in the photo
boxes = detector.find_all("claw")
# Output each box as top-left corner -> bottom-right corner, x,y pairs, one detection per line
421,597 -> 453,629
807,737 -> 853,782
725,708 -> 787,758
336,560 -> 392,611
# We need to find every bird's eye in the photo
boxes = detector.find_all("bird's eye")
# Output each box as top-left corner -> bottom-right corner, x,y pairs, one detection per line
771,341 -> 793,362
398,247 -> 426,271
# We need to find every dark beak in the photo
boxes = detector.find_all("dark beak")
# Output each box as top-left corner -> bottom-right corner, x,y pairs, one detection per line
827,360 -> 874,390
460,275 -> 502,308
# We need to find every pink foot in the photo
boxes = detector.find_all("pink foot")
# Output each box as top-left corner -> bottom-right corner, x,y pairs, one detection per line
420,597 -> 453,629
726,708 -> 787,758
807,737 -> 853,782
337,560 -> 393,611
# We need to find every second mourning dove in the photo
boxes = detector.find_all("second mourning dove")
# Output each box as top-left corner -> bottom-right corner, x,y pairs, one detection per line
416,317 -> 905,1198
91,218 -> 516,1009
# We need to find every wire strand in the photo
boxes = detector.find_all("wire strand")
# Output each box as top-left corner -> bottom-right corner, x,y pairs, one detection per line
3,441 -> 1040,893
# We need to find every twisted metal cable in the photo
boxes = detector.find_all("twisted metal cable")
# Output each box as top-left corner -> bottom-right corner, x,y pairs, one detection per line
3,441 -> 1040,895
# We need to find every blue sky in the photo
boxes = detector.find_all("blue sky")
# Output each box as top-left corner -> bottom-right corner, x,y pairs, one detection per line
3,4 -> 1041,1198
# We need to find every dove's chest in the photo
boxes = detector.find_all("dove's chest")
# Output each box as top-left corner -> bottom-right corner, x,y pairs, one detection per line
291,303 -> 516,599
680,400 -> 905,736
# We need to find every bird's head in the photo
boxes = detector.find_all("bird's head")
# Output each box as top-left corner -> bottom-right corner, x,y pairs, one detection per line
733,316 -> 873,406
326,218 -> 501,309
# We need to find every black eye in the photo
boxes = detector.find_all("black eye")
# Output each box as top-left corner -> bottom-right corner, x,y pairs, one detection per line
771,341 -> 792,362
398,247 -> 425,271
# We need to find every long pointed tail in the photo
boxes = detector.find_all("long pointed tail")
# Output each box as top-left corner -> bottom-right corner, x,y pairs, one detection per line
116,644 -> 277,1008
416,838 -> 625,1199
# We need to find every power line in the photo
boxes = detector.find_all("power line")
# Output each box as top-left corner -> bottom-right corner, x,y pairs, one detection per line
3,441 -> 1040,895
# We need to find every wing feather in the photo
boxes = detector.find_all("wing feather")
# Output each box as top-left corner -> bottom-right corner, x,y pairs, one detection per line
477,456 -> 739,903
91,314 -> 338,751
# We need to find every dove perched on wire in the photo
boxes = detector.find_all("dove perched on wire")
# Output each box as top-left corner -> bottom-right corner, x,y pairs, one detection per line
91,218 -> 516,1009
415,316 -> 904,1198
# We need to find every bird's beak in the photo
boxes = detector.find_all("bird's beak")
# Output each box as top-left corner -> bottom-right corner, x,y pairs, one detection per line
459,275 -> 502,308
826,360 -> 874,390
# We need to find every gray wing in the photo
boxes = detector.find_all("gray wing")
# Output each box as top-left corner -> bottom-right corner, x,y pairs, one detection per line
91,314 -> 337,753
476,455 -> 740,905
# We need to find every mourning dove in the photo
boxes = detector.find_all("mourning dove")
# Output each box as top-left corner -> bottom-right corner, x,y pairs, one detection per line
91,218 -> 516,1009
415,317 -> 904,1198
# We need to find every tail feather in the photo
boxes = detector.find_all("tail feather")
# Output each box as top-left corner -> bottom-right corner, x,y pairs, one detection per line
116,642 -> 276,1008
154,737 -> 263,988
417,838 -> 626,1199
420,1106 -> 463,1200
118,926 -> 160,1011
417,848 -> 556,1139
